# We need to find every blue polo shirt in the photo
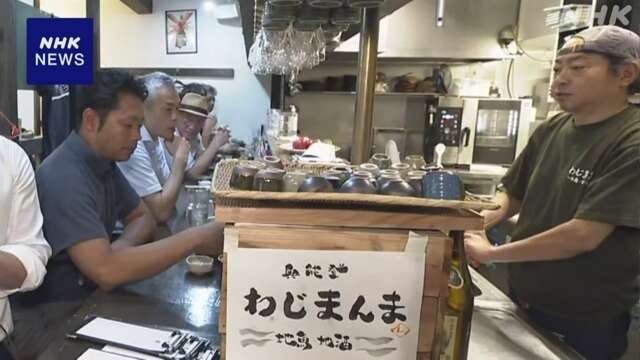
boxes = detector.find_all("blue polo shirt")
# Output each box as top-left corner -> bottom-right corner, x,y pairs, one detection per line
16,131 -> 140,304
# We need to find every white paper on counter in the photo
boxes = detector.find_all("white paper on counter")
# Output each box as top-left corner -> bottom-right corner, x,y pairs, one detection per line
302,142 -> 337,161
75,317 -> 173,353
77,348 -> 137,360
102,346 -> 163,360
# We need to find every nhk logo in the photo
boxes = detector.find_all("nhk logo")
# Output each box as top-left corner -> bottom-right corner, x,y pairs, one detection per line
594,5 -> 632,27
35,37 -> 85,66
27,18 -> 93,85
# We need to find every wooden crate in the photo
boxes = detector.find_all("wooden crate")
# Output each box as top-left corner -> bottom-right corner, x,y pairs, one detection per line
217,203 -> 483,360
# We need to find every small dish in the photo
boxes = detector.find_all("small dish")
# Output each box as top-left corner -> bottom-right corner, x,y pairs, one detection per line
186,254 -> 214,275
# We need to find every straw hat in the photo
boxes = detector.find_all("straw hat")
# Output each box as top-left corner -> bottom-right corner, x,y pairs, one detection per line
178,92 -> 210,118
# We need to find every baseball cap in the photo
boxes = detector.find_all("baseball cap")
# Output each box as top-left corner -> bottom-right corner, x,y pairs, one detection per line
558,25 -> 640,64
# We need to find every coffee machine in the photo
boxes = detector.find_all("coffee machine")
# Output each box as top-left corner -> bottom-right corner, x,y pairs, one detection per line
424,97 -> 534,167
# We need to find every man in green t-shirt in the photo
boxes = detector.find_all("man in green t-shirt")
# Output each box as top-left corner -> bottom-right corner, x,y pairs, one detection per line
465,25 -> 640,360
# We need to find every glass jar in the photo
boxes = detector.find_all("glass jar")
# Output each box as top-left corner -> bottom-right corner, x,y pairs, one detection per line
230,163 -> 260,190
253,168 -> 285,192
185,185 -> 212,228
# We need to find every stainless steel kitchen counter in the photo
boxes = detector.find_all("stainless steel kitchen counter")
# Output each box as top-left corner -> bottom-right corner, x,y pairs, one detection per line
469,268 -> 583,359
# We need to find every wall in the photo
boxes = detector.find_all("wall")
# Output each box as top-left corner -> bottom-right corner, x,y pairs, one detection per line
100,0 -> 269,143
38,0 -> 85,17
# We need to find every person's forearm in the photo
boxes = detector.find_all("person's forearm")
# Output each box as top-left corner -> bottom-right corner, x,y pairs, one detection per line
150,162 -> 186,222
95,224 -> 217,290
202,130 -> 212,149
487,219 -> 613,263
482,191 -> 522,229
186,145 -> 219,180
0,251 -> 27,290
112,213 -> 156,250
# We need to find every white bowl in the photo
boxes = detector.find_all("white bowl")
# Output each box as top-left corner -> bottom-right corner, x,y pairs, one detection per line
186,255 -> 214,275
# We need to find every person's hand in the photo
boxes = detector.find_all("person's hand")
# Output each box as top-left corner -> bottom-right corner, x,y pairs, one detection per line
209,128 -> 230,150
464,231 -> 494,267
194,221 -> 224,256
174,136 -> 191,168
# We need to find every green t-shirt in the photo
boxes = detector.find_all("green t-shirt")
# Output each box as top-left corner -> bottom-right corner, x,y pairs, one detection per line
502,105 -> 640,322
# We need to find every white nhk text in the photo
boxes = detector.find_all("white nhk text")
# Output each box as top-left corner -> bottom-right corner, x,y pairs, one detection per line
35,37 -> 85,66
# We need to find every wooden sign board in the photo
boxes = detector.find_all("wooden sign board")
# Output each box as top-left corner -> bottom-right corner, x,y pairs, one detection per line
225,247 -> 426,359
219,224 -> 453,360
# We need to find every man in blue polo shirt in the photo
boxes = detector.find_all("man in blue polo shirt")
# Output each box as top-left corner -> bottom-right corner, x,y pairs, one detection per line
19,70 -> 224,304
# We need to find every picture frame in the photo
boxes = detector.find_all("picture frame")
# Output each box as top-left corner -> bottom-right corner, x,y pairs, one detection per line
165,9 -> 197,54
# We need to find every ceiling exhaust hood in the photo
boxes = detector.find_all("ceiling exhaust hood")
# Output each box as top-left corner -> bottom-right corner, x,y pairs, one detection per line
335,0 -> 520,61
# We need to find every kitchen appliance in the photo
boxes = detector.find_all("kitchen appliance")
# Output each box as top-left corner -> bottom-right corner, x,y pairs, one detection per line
424,97 -> 534,167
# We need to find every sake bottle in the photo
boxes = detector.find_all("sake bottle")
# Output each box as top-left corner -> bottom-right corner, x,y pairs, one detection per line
441,233 -> 473,360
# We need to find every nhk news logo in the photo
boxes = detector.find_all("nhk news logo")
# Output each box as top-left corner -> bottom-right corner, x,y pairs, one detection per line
594,5 -> 633,27
27,18 -> 93,85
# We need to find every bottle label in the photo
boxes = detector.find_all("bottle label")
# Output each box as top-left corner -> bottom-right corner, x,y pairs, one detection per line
449,267 -> 464,289
440,314 -> 458,360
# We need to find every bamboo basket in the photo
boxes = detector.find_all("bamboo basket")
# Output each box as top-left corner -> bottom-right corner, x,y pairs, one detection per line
212,159 -> 499,212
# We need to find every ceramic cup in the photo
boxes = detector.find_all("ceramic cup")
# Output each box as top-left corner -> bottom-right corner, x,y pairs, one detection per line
405,155 -> 427,170
358,163 -> 380,178
370,153 -> 392,170
390,162 -> 411,179
298,175 -> 335,193
186,255 -> 214,275
322,169 -> 349,186
283,171 -> 308,192
262,155 -> 284,169
339,171 -> 377,194
422,170 -> 465,200
406,170 -> 427,196
377,171 -> 401,192
380,178 -> 415,197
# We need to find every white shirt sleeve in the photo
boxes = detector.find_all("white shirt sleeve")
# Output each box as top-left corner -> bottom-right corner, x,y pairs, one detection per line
117,142 -> 163,198
0,138 -> 51,297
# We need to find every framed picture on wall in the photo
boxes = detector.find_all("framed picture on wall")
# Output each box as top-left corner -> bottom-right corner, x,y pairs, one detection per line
165,9 -> 197,54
